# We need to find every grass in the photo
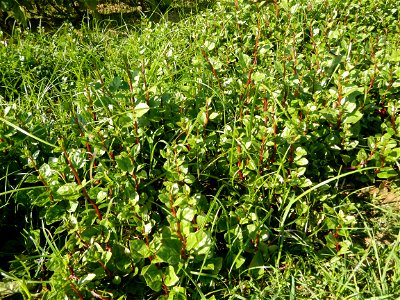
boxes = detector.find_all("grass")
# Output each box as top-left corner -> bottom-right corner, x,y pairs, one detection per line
1,0 -> 400,298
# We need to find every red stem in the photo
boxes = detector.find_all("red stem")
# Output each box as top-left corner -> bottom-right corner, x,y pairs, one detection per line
274,0 -> 279,17
169,192 -> 187,258
97,128 -> 115,162
127,152 -> 138,191
240,19 -> 260,105
288,144 -> 294,165
74,117 -> 95,165
162,277 -> 169,296
97,260 -> 112,277
61,141 -> 102,221
70,283 -> 83,300
28,153 -> 54,202
343,143 -> 377,170
201,49 -> 223,90
91,290 -> 107,300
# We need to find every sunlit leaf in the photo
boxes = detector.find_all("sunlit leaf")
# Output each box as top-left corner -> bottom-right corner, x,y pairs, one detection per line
141,264 -> 163,292
135,103 -> 150,118
164,266 -> 179,286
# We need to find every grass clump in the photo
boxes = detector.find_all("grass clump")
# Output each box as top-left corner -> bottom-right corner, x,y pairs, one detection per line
1,0 -> 400,298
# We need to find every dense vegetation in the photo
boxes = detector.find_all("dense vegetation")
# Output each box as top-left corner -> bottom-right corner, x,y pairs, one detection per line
1,0 -> 400,298
0,0 -> 178,32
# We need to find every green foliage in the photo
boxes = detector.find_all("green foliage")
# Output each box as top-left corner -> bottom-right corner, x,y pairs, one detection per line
0,0 -> 176,29
1,0 -> 400,298
0,0 -> 98,24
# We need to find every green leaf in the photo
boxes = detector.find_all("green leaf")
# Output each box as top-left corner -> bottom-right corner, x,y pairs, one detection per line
85,243 -> 105,263
45,203 -> 66,224
70,149 -> 85,169
45,254 -> 66,272
177,207 -> 196,222
377,167 -> 397,179
389,49 -> 400,62
11,4 -> 27,26
79,273 -> 96,286
252,72 -> 265,83
135,103 -> 150,118
299,178 -> 312,188
200,111 -> 207,125
112,276 -> 121,285
98,247 -> 110,265
295,157 -> 309,166
130,239 -> 150,258
209,112 -> 219,120
57,183 -> 79,196
249,251 -> 264,278
203,257 -> 223,274
238,52 -> 251,69
343,140 -> 359,150
141,264 -> 163,292
109,76 -> 122,92
164,266 -> 179,286
167,286 -> 187,300
344,101 -> 357,114
39,163 -> 55,181
67,200 -> 79,212
186,230 -> 212,255
343,111 -> 363,124
0,281 -> 21,299
81,227 -> 101,243
295,147 -> 307,157
115,152 -> 134,173
111,244 -> 131,271
156,241 -> 181,265
97,191 -> 108,202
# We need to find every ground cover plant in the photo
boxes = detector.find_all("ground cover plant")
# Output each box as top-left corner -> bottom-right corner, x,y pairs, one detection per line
1,0 -> 400,298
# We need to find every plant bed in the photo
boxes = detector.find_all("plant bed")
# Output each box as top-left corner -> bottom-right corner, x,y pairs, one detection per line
1,0 -> 400,298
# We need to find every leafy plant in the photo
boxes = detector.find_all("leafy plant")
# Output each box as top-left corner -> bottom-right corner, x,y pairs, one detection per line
1,0 -> 400,298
